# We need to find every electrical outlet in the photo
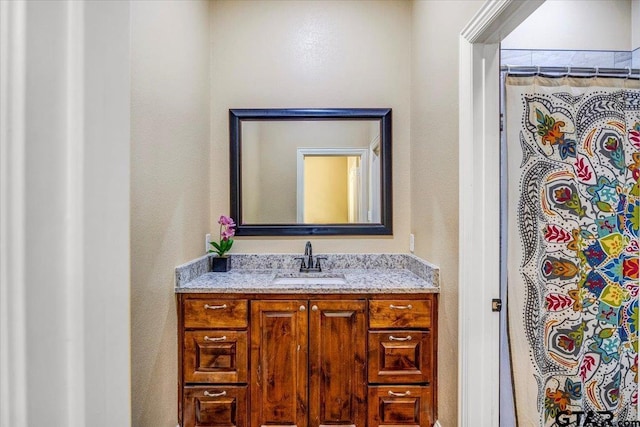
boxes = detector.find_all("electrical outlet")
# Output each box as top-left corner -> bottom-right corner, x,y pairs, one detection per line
409,233 -> 415,253
205,233 -> 211,253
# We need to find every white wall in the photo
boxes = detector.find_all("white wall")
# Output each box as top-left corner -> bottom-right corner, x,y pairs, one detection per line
410,1 -> 484,425
502,0 -> 632,51
210,0 -> 412,254
130,1 -> 210,426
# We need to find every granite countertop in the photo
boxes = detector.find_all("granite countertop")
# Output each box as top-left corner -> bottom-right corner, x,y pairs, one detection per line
175,253 -> 439,294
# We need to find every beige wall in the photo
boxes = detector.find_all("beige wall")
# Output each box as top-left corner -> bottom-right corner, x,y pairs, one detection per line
633,0 -> 640,49
241,121 -> 262,223
130,1 -> 210,426
410,1 -> 483,425
211,0 -> 411,253
502,0 -> 632,51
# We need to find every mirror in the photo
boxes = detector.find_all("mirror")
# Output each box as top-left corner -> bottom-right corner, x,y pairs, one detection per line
230,108 -> 392,236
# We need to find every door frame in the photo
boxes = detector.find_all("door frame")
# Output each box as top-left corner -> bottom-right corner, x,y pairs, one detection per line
458,1 -> 544,426
368,135 -> 381,223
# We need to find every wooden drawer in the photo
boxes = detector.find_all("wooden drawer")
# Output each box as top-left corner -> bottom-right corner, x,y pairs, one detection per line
183,299 -> 247,329
184,331 -> 248,384
368,330 -> 432,384
369,299 -> 432,329
368,385 -> 433,427
183,386 -> 248,427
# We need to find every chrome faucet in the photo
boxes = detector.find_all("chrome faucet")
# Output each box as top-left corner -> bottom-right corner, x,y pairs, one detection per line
296,241 -> 325,272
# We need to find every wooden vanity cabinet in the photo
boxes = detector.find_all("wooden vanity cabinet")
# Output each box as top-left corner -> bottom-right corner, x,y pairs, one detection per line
178,293 -> 437,427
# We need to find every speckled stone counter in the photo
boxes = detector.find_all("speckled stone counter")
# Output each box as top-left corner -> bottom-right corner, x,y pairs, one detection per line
175,253 -> 439,294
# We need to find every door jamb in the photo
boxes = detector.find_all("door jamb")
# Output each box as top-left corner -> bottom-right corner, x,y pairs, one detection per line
458,1 -> 544,425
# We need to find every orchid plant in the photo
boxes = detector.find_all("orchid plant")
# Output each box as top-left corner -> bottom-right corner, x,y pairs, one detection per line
209,215 -> 236,257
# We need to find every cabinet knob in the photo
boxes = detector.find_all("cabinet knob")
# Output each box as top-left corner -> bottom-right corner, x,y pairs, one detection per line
299,305 -> 306,311
311,305 -> 318,311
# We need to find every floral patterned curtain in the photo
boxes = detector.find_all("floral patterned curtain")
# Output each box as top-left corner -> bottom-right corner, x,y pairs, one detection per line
506,75 -> 640,426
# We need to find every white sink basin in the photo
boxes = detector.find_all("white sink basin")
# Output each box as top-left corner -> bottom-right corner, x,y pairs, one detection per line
271,274 -> 347,286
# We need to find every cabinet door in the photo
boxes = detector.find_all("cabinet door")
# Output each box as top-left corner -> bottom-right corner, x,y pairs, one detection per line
251,300 -> 308,427
309,300 -> 367,427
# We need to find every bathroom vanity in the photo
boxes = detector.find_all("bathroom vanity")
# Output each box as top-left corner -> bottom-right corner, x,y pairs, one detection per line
175,253 -> 439,427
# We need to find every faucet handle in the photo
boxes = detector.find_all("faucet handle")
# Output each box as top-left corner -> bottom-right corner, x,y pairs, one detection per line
315,256 -> 327,271
294,256 -> 307,271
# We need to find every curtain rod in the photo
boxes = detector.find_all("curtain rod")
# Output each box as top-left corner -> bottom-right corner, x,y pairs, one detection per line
501,65 -> 639,78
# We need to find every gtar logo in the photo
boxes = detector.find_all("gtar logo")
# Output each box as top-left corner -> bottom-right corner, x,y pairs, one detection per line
555,410 -> 614,427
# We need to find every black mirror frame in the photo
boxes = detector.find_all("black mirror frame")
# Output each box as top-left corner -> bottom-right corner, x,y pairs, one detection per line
230,108 -> 392,236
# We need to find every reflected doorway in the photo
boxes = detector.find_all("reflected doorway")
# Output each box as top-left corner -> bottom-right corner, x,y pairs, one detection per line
296,148 -> 369,223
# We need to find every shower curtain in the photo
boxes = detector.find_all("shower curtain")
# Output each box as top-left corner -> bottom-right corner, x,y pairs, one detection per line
506,75 -> 640,426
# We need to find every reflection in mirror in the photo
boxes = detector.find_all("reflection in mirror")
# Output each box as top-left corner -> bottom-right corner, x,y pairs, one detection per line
230,109 -> 392,236
242,121 -> 379,224
300,150 -> 375,224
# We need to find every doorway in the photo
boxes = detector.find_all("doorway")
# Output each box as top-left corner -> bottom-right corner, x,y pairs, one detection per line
459,1 -> 639,426
296,148 -> 369,224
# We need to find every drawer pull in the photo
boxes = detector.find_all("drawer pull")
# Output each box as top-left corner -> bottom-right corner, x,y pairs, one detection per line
388,390 -> 411,397
389,304 -> 413,310
204,390 -> 227,398
204,335 -> 227,342
389,335 -> 412,341
204,303 -> 227,310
